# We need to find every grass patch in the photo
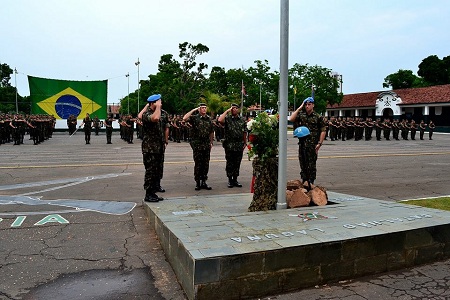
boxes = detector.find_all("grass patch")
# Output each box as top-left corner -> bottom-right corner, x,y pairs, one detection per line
401,197 -> 450,211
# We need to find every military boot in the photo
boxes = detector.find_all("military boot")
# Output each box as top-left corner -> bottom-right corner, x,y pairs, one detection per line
227,177 -> 234,188
144,190 -> 159,202
195,181 -> 201,191
233,176 -> 242,187
201,180 -> 212,190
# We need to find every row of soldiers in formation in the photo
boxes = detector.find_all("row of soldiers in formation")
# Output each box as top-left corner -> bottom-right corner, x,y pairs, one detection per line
115,114 -> 229,144
0,113 -> 56,146
91,114 -> 440,145
4,113 -> 437,146
325,117 -> 437,141
67,114 -> 103,136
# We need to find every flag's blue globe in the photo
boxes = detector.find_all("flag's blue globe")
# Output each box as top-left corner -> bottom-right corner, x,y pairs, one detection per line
55,95 -> 82,119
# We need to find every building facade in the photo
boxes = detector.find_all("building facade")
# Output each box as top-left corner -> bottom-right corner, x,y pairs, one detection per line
326,84 -> 450,130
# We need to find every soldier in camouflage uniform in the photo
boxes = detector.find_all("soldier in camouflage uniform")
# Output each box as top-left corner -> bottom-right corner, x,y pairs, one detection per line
138,94 -> 166,202
80,113 -> 92,144
105,113 -> 115,144
157,107 -> 170,193
218,103 -> 247,188
183,102 -> 214,190
288,97 -> 326,184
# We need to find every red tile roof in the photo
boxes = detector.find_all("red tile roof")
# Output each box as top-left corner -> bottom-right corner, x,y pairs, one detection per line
328,84 -> 450,109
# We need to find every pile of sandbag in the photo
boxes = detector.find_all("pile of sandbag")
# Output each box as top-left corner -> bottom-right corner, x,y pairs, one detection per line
286,179 -> 328,208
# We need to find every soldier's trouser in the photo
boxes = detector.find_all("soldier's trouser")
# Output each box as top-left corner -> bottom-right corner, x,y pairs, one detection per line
143,152 -> 163,192
84,129 -> 91,142
376,128 -> 381,140
159,150 -> 166,180
225,149 -> 243,178
298,143 -> 317,183
193,149 -> 211,181
106,128 -> 112,143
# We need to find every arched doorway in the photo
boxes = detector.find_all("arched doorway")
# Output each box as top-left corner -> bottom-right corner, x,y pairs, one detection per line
383,108 -> 394,120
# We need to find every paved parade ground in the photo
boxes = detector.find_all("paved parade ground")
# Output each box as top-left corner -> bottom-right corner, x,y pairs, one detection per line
1,130 -> 450,299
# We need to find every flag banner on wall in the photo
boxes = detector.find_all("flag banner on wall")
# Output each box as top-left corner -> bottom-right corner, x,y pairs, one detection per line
28,76 -> 108,119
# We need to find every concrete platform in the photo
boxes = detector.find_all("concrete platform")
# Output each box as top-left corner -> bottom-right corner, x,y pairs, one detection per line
144,192 -> 450,300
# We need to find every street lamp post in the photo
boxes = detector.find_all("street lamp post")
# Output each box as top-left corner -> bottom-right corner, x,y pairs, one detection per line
135,58 -> 140,114
293,85 -> 296,111
14,68 -> 18,113
259,82 -> 262,112
126,73 -> 130,114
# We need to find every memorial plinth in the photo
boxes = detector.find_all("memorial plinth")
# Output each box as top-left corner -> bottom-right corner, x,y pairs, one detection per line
144,192 -> 450,300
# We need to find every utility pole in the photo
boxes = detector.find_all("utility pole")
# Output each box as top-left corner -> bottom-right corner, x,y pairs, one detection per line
135,58 -> 140,114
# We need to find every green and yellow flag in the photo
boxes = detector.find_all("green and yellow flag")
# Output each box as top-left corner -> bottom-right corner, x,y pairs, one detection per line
28,76 -> 108,119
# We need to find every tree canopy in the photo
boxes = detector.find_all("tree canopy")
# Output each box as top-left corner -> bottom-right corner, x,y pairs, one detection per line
383,54 -> 450,89
0,63 -> 27,113
119,42 -> 344,116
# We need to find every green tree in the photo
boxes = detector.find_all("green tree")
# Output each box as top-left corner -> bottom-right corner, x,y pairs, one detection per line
178,42 -> 210,111
383,69 -> 424,89
418,55 -> 449,85
0,63 -> 28,113
289,63 -> 342,114
120,42 -> 342,117
206,66 -> 228,96
246,60 -> 278,110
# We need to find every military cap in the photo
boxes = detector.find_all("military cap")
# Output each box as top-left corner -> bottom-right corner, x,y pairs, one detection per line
147,94 -> 161,102
231,103 -> 239,108
303,97 -> 314,103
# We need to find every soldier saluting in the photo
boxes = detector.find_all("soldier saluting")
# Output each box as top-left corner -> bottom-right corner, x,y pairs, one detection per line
218,103 -> 247,188
183,101 -> 214,191
138,94 -> 166,202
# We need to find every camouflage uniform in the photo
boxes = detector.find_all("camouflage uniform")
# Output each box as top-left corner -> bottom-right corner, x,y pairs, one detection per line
126,116 -> 134,143
141,106 -> 165,194
375,119 -> 383,140
93,116 -> 100,135
158,109 -> 170,187
222,114 -> 246,184
105,115 -> 114,144
293,111 -> 326,183
188,113 -> 214,183
82,115 -> 92,144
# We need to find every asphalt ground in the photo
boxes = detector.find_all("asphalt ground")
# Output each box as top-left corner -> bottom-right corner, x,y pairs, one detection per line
1,130 -> 450,300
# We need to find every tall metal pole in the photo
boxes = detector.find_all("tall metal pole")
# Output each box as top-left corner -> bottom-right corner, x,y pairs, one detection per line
259,82 -> 262,112
14,68 -> 18,114
277,0 -> 289,210
240,79 -> 244,117
126,73 -> 130,114
293,86 -> 296,111
135,58 -> 140,114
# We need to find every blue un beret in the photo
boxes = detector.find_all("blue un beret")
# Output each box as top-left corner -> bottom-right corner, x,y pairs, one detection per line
147,94 -> 161,103
304,97 -> 314,104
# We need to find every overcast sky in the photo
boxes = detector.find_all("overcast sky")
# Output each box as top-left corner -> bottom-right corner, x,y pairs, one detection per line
3,0 -> 450,105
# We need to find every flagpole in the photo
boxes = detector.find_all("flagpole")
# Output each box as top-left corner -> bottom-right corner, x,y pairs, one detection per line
135,58 -> 140,114
240,79 -> 244,117
277,0 -> 289,210
126,73 -> 130,114
14,68 -> 18,114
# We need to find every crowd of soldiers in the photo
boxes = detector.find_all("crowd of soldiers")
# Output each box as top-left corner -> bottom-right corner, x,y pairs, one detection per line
1,113 -> 438,147
118,114 -> 227,144
0,113 -> 56,146
326,116 -> 436,142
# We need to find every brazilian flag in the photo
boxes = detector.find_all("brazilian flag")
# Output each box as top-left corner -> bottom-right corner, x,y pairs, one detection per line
28,76 -> 108,119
